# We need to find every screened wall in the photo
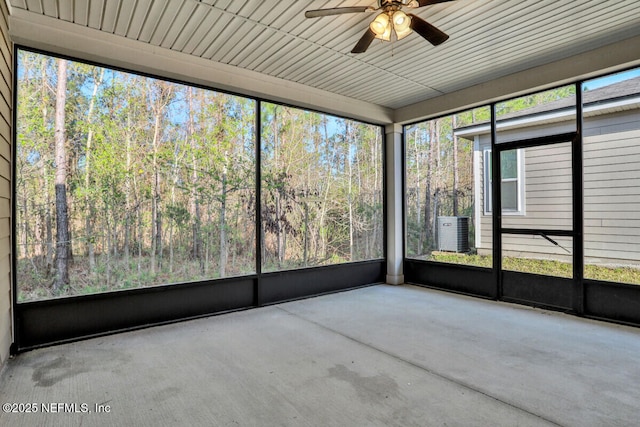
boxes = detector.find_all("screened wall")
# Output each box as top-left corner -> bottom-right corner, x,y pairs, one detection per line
13,49 -> 385,348
11,49 -> 640,350
16,51 -> 257,301
405,67 -> 640,322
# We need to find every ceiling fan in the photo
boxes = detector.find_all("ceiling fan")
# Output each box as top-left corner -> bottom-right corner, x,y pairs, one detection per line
305,0 -> 454,53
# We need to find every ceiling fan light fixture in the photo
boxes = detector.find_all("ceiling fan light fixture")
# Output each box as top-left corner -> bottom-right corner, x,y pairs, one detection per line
380,20 -> 392,41
369,12 -> 390,36
392,10 -> 411,32
395,25 -> 412,40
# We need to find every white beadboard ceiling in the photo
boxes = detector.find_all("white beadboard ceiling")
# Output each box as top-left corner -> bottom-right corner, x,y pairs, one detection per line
7,0 -> 640,117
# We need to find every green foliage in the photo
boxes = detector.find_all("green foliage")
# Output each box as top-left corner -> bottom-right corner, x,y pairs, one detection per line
496,85 -> 576,117
166,204 -> 190,226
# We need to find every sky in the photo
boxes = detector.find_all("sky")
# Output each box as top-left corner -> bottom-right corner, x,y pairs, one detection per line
583,68 -> 640,91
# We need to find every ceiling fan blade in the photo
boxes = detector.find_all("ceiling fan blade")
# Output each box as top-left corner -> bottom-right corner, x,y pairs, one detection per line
415,0 -> 455,7
351,28 -> 376,53
305,7 -> 373,18
408,14 -> 449,46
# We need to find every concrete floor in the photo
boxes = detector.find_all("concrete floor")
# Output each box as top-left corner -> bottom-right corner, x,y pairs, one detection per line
1,284 -> 639,426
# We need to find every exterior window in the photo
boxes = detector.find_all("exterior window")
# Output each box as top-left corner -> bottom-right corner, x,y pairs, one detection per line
484,149 -> 523,214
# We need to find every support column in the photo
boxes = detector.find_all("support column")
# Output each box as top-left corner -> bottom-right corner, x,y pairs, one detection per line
385,124 -> 404,285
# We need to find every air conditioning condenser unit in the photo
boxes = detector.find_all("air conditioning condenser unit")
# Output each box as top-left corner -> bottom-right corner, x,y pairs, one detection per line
437,216 -> 469,253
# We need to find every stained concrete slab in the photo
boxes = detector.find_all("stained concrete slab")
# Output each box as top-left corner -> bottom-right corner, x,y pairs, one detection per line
1,284 -> 639,426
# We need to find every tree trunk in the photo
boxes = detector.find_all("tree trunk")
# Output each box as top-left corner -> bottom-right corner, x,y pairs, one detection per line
169,206 -> 175,275
124,111 -> 132,267
105,209 -> 111,287
149,82 -> 173,274
40,62 -> 54,276
433,190 -> 439,247
452,115 -> 459,216
168,136 -> 181,275
425,120 -> 437,251
21,180 -> 29,259
219,165 -> 228,277
192,163 -> 203,273
275,191 -> 282,266
84,68 -> 103,273
45,167 -> 53,276
151,110 -> 161,274
303,201 -> 308,266
317,116 -> 330,260
137,205 -> 143,275
53,59 -> 69,292
346,123 -> 354,261
272,108 -> 285,267
205,203 -> 211,276
187,88 -> 203,273
413,127 -> 422,254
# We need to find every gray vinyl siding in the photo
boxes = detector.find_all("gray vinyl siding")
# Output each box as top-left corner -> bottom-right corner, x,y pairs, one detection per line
0,0 -> 11,367
478,141 -> 573,259
477,109 -> 640,265
584,129 -> 640,265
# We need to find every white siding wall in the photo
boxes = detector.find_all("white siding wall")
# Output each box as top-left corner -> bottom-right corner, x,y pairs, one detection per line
0,0 -> 12,368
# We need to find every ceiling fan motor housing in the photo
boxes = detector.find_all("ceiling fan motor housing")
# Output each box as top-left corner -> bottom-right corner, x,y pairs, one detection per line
381,0 -> 419,7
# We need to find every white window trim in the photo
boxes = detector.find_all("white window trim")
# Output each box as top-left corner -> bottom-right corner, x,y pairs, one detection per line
483,148 -> 525,216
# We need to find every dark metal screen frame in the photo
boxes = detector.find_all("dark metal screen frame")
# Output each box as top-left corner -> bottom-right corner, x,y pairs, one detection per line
492,105 -> 580,310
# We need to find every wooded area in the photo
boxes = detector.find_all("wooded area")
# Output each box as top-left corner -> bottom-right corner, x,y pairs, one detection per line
261,103 -> 383,271
405,107 -> 488,258
16,51 -> 383,301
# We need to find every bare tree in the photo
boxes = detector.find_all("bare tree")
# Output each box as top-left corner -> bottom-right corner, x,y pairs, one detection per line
149,81 -> 173,274
84,67 -> 104,272
53,59 -> 69,292
452,114 -> 459,216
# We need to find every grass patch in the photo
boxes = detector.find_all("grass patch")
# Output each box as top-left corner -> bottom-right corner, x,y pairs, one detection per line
585,264 -> 640,284
427,252 -> 640,284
